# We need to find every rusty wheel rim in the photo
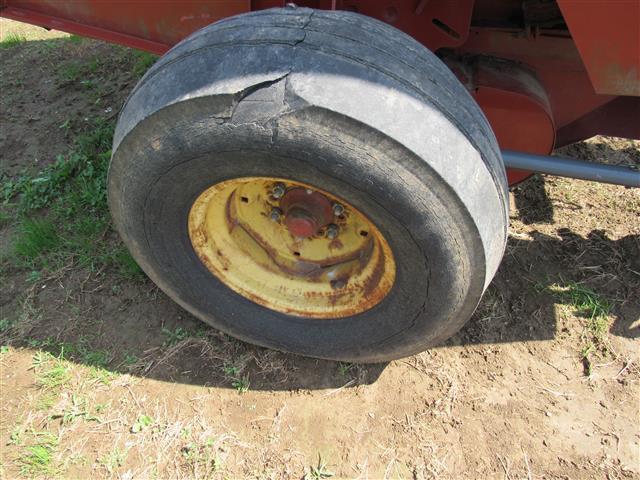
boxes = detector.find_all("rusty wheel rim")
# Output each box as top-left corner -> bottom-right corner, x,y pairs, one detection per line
188,177 -> 396,318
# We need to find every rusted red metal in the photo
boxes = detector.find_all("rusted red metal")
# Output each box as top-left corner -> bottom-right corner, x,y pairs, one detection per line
280,188 -> 334,238
0,1 -> 253,54
1,0 -> 638,186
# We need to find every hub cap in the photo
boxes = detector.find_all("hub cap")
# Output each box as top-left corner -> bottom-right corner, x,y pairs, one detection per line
188,177 -> 396,318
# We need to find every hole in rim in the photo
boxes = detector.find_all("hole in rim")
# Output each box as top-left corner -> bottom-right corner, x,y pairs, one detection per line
240,196 -> 249,203
359,230 -> 369,237
293,251 -> 301,256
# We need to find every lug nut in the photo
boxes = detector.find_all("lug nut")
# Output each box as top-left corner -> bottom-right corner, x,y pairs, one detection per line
270,207 -> 282,221
326,224 -> 339,239
272,183 -> 285,199
332,203 -> 344,216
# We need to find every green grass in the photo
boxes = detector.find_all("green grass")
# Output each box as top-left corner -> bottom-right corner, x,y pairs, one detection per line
99,447 -> 127,474
547,281 -> 612,375
32,352 -> 71,389
58,61 -> 83,82
232,374 -> 250,394
13,218 -> 60,261
130,414 -> 154,433
181,439 -> 222,476
132,51 -> 157,77
18,431 -> 59,477
50,394 -> 100,424
2,117 -> 144,280
67,34 -> 83,44
337,362 -> 353,377
305,454 -> 334,480
162,327 -> 190,347
0,32 -> 26,48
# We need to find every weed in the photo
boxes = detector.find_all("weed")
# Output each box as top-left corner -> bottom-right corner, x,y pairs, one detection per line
131,414 -> 154,433
232,374 -> 250,394
0,32 -> 26,48
223,364 -> 240,377
58,62 -> 82,82
81,347 -> 110,368
124,353 -> 138,366
0,318 -> 11,333
547,281 -> 612,375
67,34 -> 83,44
95,402 -> 110,414
337,362 -> 353,377
181,439 -> 221,476
50,394 -> 100,424
87,365 -> 116,385
114,247 -> 144,279
2,118 -> 147,280
32,351 -> 71,389
59,119 -> 72,132
13,218 -> 60,262
26,270 -> 42,282
9,426 -> 24,445
305,454 -> 334,480
162,327 -> 189,347
18,431 -> 59,477
0,345 -> 10,356
132,51 -> 157,77
100,447 -> 127,474
36,391 -> 59,411
0,210 -> 10,227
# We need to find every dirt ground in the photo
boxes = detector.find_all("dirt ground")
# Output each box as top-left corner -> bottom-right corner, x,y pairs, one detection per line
1,20 -> 639,480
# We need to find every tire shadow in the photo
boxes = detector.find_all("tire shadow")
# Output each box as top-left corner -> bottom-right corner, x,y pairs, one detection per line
3,226 -> 637,390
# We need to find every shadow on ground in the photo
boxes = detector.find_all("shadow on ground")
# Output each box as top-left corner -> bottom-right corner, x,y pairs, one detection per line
3,223 -> 637,391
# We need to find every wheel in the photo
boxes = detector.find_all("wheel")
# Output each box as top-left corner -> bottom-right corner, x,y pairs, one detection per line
108,7 -> 508,362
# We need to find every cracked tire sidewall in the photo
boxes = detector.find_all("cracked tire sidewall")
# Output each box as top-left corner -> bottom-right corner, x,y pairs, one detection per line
108,8 -> 507,362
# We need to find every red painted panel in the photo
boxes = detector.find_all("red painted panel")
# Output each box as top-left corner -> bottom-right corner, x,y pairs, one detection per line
557,0 -> 640,96
1,0 -> 255,52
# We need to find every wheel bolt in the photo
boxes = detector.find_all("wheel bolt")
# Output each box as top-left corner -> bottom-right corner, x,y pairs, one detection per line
326,224 -> 339,239
332,203 -> 344,216
272,183 -> 285,199
270,207 -> 282,221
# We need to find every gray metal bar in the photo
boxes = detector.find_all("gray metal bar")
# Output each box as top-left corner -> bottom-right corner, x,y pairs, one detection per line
501,150 -> 640,188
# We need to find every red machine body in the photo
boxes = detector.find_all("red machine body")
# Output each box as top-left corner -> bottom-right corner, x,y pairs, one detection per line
2,0 -> 638,185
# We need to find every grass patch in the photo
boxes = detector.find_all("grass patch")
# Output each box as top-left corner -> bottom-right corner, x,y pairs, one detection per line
305,454 -> 334,480
0,32 -> 26,48
2,117 -> 144,280
130,414 -> 154,433
58,61 -> 83,82
50,394 -> 100,424
162,327 -> 190,347
32,351 -> 71,389
14,218 -> 60,261
18,431 -> 59,477
181,438 -> 222,476
132,51 -> 157,77
99,447 -> 127,474
547,281 -> 612,375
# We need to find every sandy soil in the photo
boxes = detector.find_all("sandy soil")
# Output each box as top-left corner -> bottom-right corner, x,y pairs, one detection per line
0,20 -> 638,480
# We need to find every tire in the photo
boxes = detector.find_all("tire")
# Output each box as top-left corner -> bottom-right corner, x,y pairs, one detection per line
108,7 -> 508,362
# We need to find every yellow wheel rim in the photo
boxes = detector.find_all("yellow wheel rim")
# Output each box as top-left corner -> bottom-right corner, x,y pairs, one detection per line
188,177 -> 395,318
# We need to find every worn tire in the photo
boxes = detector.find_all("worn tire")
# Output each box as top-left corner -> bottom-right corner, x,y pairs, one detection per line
108,7 -> 508,362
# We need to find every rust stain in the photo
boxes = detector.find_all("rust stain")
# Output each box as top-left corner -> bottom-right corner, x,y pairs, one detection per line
187,176 -> 397,319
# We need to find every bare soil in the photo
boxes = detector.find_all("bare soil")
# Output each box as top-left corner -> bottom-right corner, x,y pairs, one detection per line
1,20 -> 638,479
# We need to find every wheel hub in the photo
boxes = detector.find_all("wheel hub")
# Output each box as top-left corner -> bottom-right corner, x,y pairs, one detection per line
188,177 -> 396,318
280,188 -> 333,238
